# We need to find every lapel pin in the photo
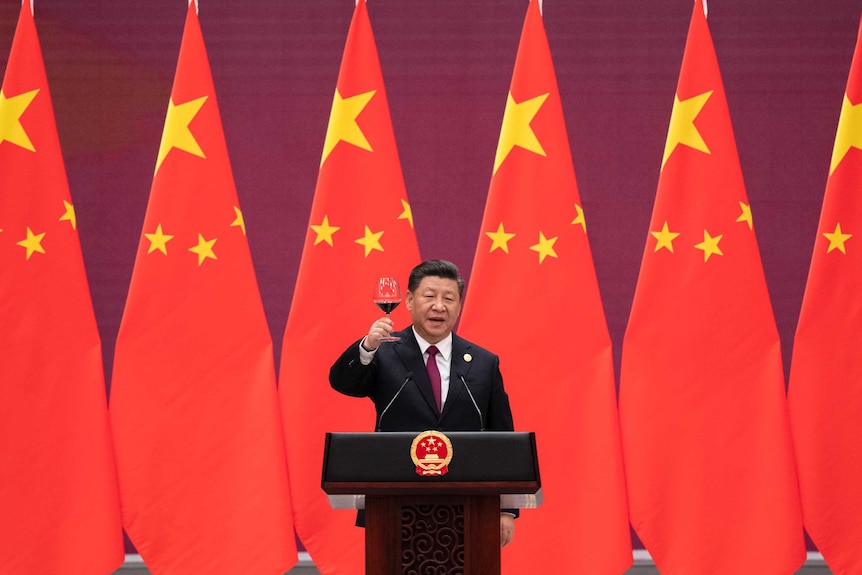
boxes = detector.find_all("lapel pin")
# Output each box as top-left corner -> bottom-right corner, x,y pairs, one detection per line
463,353 -> 472,363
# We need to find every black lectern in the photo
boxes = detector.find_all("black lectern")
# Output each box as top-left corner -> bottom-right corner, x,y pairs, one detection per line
322,431 -> 542,575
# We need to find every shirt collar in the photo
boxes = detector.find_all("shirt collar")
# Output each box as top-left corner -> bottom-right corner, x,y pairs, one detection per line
412,328 -> 452,360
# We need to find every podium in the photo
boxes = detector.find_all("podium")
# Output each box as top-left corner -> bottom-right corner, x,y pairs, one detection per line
322,431 -> 542,575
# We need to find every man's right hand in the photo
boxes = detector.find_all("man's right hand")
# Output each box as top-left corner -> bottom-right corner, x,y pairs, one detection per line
363,317 -> 395,351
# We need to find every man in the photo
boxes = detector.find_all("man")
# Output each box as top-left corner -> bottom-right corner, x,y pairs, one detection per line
329,259 -> 517,546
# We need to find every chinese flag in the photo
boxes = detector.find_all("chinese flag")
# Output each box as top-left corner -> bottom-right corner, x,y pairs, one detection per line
788,14 -> 862,575
457,2 -> 632,574
109,2 -> 296,573
0,2 -> 123,574
278,1 -> 421,573
618,2 -> 804,573
0,2 -> 124,574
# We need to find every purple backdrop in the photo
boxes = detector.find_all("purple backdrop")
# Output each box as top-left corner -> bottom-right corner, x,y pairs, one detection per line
2,0 -> 858,554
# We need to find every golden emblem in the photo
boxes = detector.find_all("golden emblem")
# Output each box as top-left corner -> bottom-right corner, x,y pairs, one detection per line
463,353 -> 472,363
410,430 -> 453,476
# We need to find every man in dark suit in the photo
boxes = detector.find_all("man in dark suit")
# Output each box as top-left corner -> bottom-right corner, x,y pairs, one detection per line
329,259 -> 517,546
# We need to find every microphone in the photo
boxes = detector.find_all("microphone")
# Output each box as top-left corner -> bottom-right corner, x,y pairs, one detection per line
459,374 -> 485,431
376,372 -> 413,432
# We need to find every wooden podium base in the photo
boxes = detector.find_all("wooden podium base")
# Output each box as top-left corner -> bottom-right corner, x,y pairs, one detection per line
365,494 -> 500,575
322,433 -> 541,575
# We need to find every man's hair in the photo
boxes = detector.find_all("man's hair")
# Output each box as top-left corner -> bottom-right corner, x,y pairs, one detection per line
407,259 -> 465,298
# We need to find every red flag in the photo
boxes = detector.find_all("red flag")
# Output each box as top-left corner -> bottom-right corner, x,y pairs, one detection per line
788,14 -> 862,575
0,2 -> 123,574
619,2 -> 804,573
457,2 -> 631,574
109,3 -> 296,573
278,1 -> 421,573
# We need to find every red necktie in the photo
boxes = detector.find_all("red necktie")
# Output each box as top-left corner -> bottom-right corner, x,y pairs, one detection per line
426,345 -> 442,412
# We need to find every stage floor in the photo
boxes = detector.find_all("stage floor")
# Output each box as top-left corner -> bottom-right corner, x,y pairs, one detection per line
113,552 -> 834,575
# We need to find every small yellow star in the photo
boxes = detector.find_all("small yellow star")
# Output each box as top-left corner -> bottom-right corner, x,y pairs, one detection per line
0,88 -> 40,151
398,199 -> 414,228
17,227 -> 46,259
310,215 -> 340,247
188,233 -> 217,265
694,230 -> 723,262
231,206 -> 246,235
59,200 -> 77,230
572,203 -> 586,233
485,222 -> 516,253
830,94 -> 862,175
494,92 -> 550,174
736,201 -> 753,230
650,221 -> 680,253
529,231 -> 558,264
144,224 -> 174,255
823,222 -> 852,254
321,89 -> 376,167
155,95 -> 208,174
662,90 -> 713,169
355,225 -> 384,257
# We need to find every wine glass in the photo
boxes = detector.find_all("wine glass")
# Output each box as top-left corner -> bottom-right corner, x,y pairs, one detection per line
373,276 -> 402,342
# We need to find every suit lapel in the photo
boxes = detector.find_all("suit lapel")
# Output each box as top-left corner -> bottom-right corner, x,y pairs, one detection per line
440,334 -> 473,421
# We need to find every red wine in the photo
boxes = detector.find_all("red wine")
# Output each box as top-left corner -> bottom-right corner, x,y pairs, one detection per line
374,300 -> 400,314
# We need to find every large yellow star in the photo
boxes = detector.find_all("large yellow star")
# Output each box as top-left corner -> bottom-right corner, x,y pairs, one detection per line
736,201 -> 753,230
830,94 -> 862,175
0,88 -> 40,151
188,233 -> 217,265
486,222 -> 516,253
398,199 -> 414,228
572,203 -> 586,233
144,223 -> 174,255
694,229 -> 723,262
355,225 -> 384,257
155,95 -> 208,174
493,92 -> 549,174
17,227 -> 46,259
310,215 -> 340,246
662,90 -> 713,169
529,231 -> 558,263
231,206 -> 246,235
650,221 -> 680,253
59,200 -> 77,230
823,222 -> 852,254
321,88 -> 376,167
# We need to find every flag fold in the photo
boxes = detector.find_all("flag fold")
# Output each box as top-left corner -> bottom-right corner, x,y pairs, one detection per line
0,2 -> 123,574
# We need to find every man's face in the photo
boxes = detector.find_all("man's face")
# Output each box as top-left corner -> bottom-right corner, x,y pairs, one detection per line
405,276 -> 462,344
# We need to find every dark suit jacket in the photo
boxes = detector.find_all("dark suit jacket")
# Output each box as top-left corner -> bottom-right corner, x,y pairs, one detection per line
329,327 -> 515,433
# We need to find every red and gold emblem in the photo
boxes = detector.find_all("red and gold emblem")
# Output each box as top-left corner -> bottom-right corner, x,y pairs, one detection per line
410,430 -> 453,476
